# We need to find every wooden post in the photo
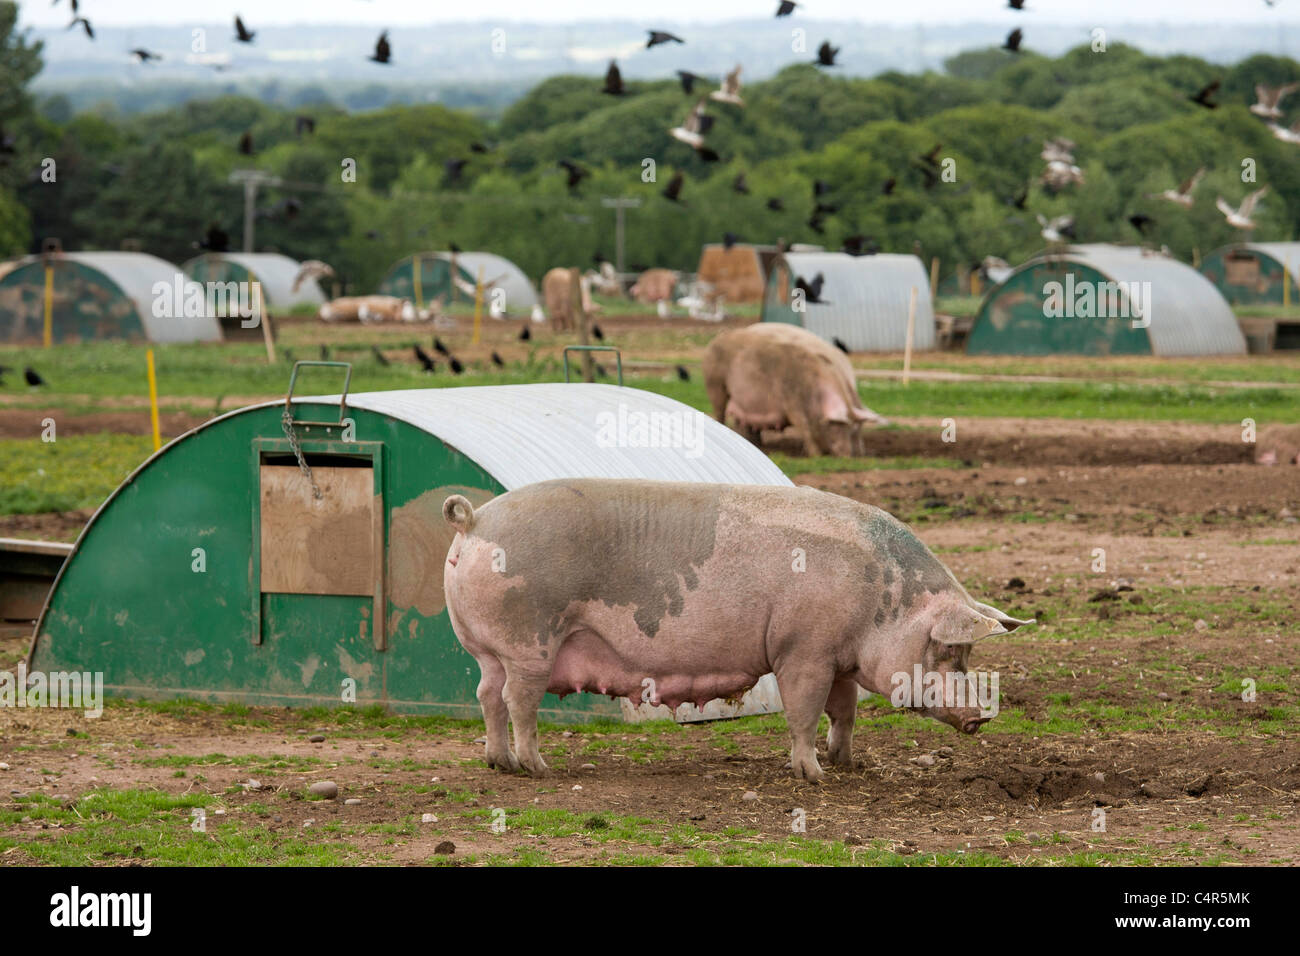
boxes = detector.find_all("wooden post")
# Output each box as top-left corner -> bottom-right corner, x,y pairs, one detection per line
929,256 -> 940,301
43,262 -> 54,348
1192,246 -> 1201,269
146,349 -> 161,452
903,286 -> 917,387
971,272 -> 981,298
1285,259 -> 1292,310
256,281 -> 276,363
472,265 -> 484,346
412,255 -> 423,311
575,269 -> 593,382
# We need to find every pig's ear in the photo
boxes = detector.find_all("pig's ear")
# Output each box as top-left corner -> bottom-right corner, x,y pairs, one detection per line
931,604 -> 1011,645
969,600 -> 1035,632
818,386 -> 852,425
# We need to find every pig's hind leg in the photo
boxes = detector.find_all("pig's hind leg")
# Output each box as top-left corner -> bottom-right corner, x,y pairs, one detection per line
473,653 -> 520,773
502,661 -> 552,774
824,677 -> 858,767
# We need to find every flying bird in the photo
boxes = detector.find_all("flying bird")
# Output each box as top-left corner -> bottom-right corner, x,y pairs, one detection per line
795,273 -> 827,304
1250,82 -> 1299,118
662,171 -> 685,203
732,173 -> 750,194
198,224 -> 230,252
602,61 -> 625,95
558,160 -> 588,193
814,41 -> 839,67
234,16 -> 255,43
668,100 -> 714,150
1148,167 -> 1205,207
1216,187 -> 1268,229
647,31 -> 684,48
369,31 -> 391,64
881,177 -> 897,195
130,48 -> 162,63
1189,79 -> 1220,109
238,131 -> 253,155
1128,213 -> 1155,235
832,337 -> 850,354
1037,213 -> 1076,242
842,235 -> 878,256
710,65 -> 744,106
676,70 -> 707,95
444,157 -> 468,185
776,1 -> 799,14
1004,29 -> 1023,52
1008,0 -> 1027,9
68,17 -> 93,39
766,197 -> 785,211
295,115 -> 316,136
1267,118 -> 1300,144
292,260 -> 335,293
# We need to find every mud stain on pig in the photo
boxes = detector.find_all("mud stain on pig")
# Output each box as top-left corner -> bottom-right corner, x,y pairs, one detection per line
862,511 -> 958,616
476,480 -> 720,643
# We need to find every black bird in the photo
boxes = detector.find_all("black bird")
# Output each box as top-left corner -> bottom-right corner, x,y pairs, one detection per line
371,345 -> 391,367
732,173 -> 750,195
518,325 -> 532,342
662,171 -> 685,203
676,70 -> 706,95
814,41 -> 839,67
676,365 -> 691,382
591,324 -> 605,341
602,61 -> 625,95
448,241 -> 462,253
295,115 -> 316,136
469,141 -> 492,154
766,197 -> 785,212
813,179 -> 833,197
917,143 -> 943,168
1128,213 -> 1155,235
882,177 -> 897,195
1008,0 -> 1027,8
319,344 -> 330,361
842,234 -> 878,256
369,31 -> 391,64
449,357 -> 465,375
234,15 -> 255,43
776,1 -> 798,15
1007,184 -> 1029,210
68,17 -> 93,39
807,203 -> 836,234
199,224 -> 230,252
647,31 -> 684,49
832,337 -> 850,354
491,351 -> 505,368
1189,79 -> 1220,109
365,229 -> 382,240
1003,29 -> 1023,53
795,273 -> 826,304
444,157 -> 467,185
558,160 -> 588,193
238,131 -> 253,155
432,337 -> 451,357
24,367 -> 44,387
413,345 -> 437,372
723,231 -> 740,249
130,48 -> 162,63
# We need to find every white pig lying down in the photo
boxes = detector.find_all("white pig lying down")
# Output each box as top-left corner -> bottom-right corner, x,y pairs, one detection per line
443,479 -> 1032,782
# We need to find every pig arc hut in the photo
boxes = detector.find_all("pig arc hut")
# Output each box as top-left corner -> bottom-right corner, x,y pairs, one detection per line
761,251 -> 937,351
377,251 -> 538,314
182,252 -> 328,312
969,244 -> 1246,356
27,379 -> 790,724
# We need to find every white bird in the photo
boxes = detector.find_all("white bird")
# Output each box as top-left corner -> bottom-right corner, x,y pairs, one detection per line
1267,118 -> 1300,144
1041,160 -> 1084,189
709,65 -> 744,106
1040,137 -> 1077,164
1250,82 -> 1300,119
1148,167 -> 1205,207
668,99 -> 713,150
1037,213 -> 1076,243
1216,188 -> 1268,229
292,259 -> 334,293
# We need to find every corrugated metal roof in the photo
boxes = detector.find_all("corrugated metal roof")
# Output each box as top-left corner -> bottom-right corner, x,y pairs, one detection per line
1025,244 -> 1246,356
764,252 -> 936,351
393,251 -> 539,309
1230,242 -> 1300,279
45,252 -> 222,343
183,252 -> 326,308
309,384 -> 792,489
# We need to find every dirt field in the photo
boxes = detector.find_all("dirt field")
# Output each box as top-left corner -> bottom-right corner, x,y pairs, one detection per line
1,407 -> 1296,866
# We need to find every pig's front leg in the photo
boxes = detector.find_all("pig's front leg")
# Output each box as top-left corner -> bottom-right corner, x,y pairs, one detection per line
503,662 -> 550,774
473,653 -> 520,773
774,662 -> 835,782
824,676 -> 858,767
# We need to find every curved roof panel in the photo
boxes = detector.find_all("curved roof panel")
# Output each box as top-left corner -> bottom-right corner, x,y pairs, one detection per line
183,252 -> 326,308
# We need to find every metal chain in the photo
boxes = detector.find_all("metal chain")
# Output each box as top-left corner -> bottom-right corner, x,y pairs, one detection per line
281,407 -> 322,500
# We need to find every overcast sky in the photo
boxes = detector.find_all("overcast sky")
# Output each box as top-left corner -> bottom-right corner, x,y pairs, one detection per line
17,0 -> 1300,28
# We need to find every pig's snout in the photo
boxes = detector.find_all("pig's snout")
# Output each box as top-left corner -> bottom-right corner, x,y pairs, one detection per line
961,716 -> 991,735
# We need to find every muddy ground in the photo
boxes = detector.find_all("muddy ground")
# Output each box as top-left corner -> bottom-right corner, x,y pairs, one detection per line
0,412 -> 1297,865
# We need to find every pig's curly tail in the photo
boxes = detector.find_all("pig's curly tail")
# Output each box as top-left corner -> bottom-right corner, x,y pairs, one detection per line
442,495 -> 475,534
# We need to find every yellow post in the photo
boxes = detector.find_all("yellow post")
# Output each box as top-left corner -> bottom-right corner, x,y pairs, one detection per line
472,265 -> 484,346
146,349 -> 161,452
412,255 -> 423,310
903,287 -> 917,387
929,256 -> 940,301
1285,259 -> 1292,310
43,262 -> 54,348
256,281 -> 276,363
971,272 -> 981,298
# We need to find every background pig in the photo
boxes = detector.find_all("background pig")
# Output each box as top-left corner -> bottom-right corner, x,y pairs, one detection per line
1255,424 -> 1300,465
443,479 -> 1031,782
703,323 -> 887,457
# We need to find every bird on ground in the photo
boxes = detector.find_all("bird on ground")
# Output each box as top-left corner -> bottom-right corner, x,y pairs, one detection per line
1189,79 -> 1220,109
1148,167 -> 1205,207
295,115 -> 315,136
1216,188 -> 1269,229
602,61 -> 625,95
371,345 -> 391,367
1003,29 -> 1023,52
1250,82 -> 1299,118
130,48 -> 162,63
662,171 -> 685,203
676,70 -> 707,95
369,31 -> 391,64
234,16 -> 255,43
292,261 -> 335,293
319,344 -> 330,361
710,65 -> 744,105
647,31 -> 684,48
433,337 -> 451,357
1037,213 -> 1076,242
814,42 -> 839,67
25,367 -> 45,387
491,351 -> 505,368
591,324 -> 605,341
676,365 -> 691,381
413,345 -> 437,372
558,160 -> 588,193
732,173 -> 750,194
776,1 -> 798,14
518,325 -> 531,342
449,357 -> 465,374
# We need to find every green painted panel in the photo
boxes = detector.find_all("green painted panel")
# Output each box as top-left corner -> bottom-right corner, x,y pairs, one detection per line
377,256 -> 476,308
30,402 -> 621,721
759,262 -> 803,327
1200,250 -> 1292,306
967,262 -> 1153,356
0,260 -> 145,344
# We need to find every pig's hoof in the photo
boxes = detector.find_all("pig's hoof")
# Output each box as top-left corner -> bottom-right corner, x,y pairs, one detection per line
519,753 -> 549,775
792,757 -> 824,783
827,748 -> 853,768
487,750 -> 521,773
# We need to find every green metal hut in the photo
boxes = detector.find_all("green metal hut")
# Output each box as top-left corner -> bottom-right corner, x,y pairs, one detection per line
182,252 -> 327,311
377,251 -> 538,315
26,377 -> 789,723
